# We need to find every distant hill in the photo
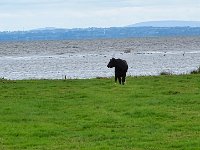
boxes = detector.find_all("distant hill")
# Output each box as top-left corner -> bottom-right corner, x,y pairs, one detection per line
128,21 -> 200,27
1,26 -> 200,41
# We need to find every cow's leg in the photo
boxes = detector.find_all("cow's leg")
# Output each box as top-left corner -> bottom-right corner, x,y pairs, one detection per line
122,76 -> 126,85
118,77 -> 122,84
115,75 -> 117,83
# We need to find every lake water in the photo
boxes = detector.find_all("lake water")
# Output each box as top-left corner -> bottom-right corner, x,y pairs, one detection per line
1,37 -> 200,80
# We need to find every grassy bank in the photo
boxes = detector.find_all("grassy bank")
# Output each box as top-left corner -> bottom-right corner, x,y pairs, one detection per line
0,75 -> 199,149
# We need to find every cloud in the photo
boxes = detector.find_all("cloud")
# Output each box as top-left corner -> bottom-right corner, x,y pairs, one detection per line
0,0 -> 65,5
1,0 -> 200,31
1,0 -> 200,6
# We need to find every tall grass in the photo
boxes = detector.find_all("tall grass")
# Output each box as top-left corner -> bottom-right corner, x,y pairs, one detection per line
0,75 -> 200,149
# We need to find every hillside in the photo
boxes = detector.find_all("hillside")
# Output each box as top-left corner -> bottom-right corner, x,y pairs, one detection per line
1,26 -> 200,41
128,21 -> 200,27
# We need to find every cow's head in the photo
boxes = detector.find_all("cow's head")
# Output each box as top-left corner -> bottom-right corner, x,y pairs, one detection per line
107,58 -> 116,68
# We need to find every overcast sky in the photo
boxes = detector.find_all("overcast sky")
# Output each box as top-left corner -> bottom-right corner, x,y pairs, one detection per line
0,0 -> 200,31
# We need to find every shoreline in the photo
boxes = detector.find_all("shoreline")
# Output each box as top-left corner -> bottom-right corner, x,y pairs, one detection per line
1,37 -> 200,80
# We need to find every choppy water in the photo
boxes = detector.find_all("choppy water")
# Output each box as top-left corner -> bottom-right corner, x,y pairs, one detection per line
1,37 -> 200,80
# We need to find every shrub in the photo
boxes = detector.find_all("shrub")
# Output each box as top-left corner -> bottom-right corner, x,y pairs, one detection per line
160,71 -> 172,76
190,67 -> 200,74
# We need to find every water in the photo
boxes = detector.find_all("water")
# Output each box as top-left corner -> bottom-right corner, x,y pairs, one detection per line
1,37 -> 200,80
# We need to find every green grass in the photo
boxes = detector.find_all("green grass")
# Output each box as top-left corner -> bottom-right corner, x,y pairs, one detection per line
0,75 -> 200,150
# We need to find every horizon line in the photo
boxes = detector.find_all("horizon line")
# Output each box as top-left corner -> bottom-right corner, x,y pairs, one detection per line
1,20 -> 200,32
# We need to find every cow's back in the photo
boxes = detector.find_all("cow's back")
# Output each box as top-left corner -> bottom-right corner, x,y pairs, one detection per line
116,59 -> 128,72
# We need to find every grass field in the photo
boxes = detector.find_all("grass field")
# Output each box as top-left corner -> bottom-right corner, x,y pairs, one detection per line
0,75 -> 199,149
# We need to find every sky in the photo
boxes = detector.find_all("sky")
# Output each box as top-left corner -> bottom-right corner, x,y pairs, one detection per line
0,0 -> 200,31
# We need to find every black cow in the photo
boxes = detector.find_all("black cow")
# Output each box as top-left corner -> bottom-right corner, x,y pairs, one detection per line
107,58 -> 128,85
